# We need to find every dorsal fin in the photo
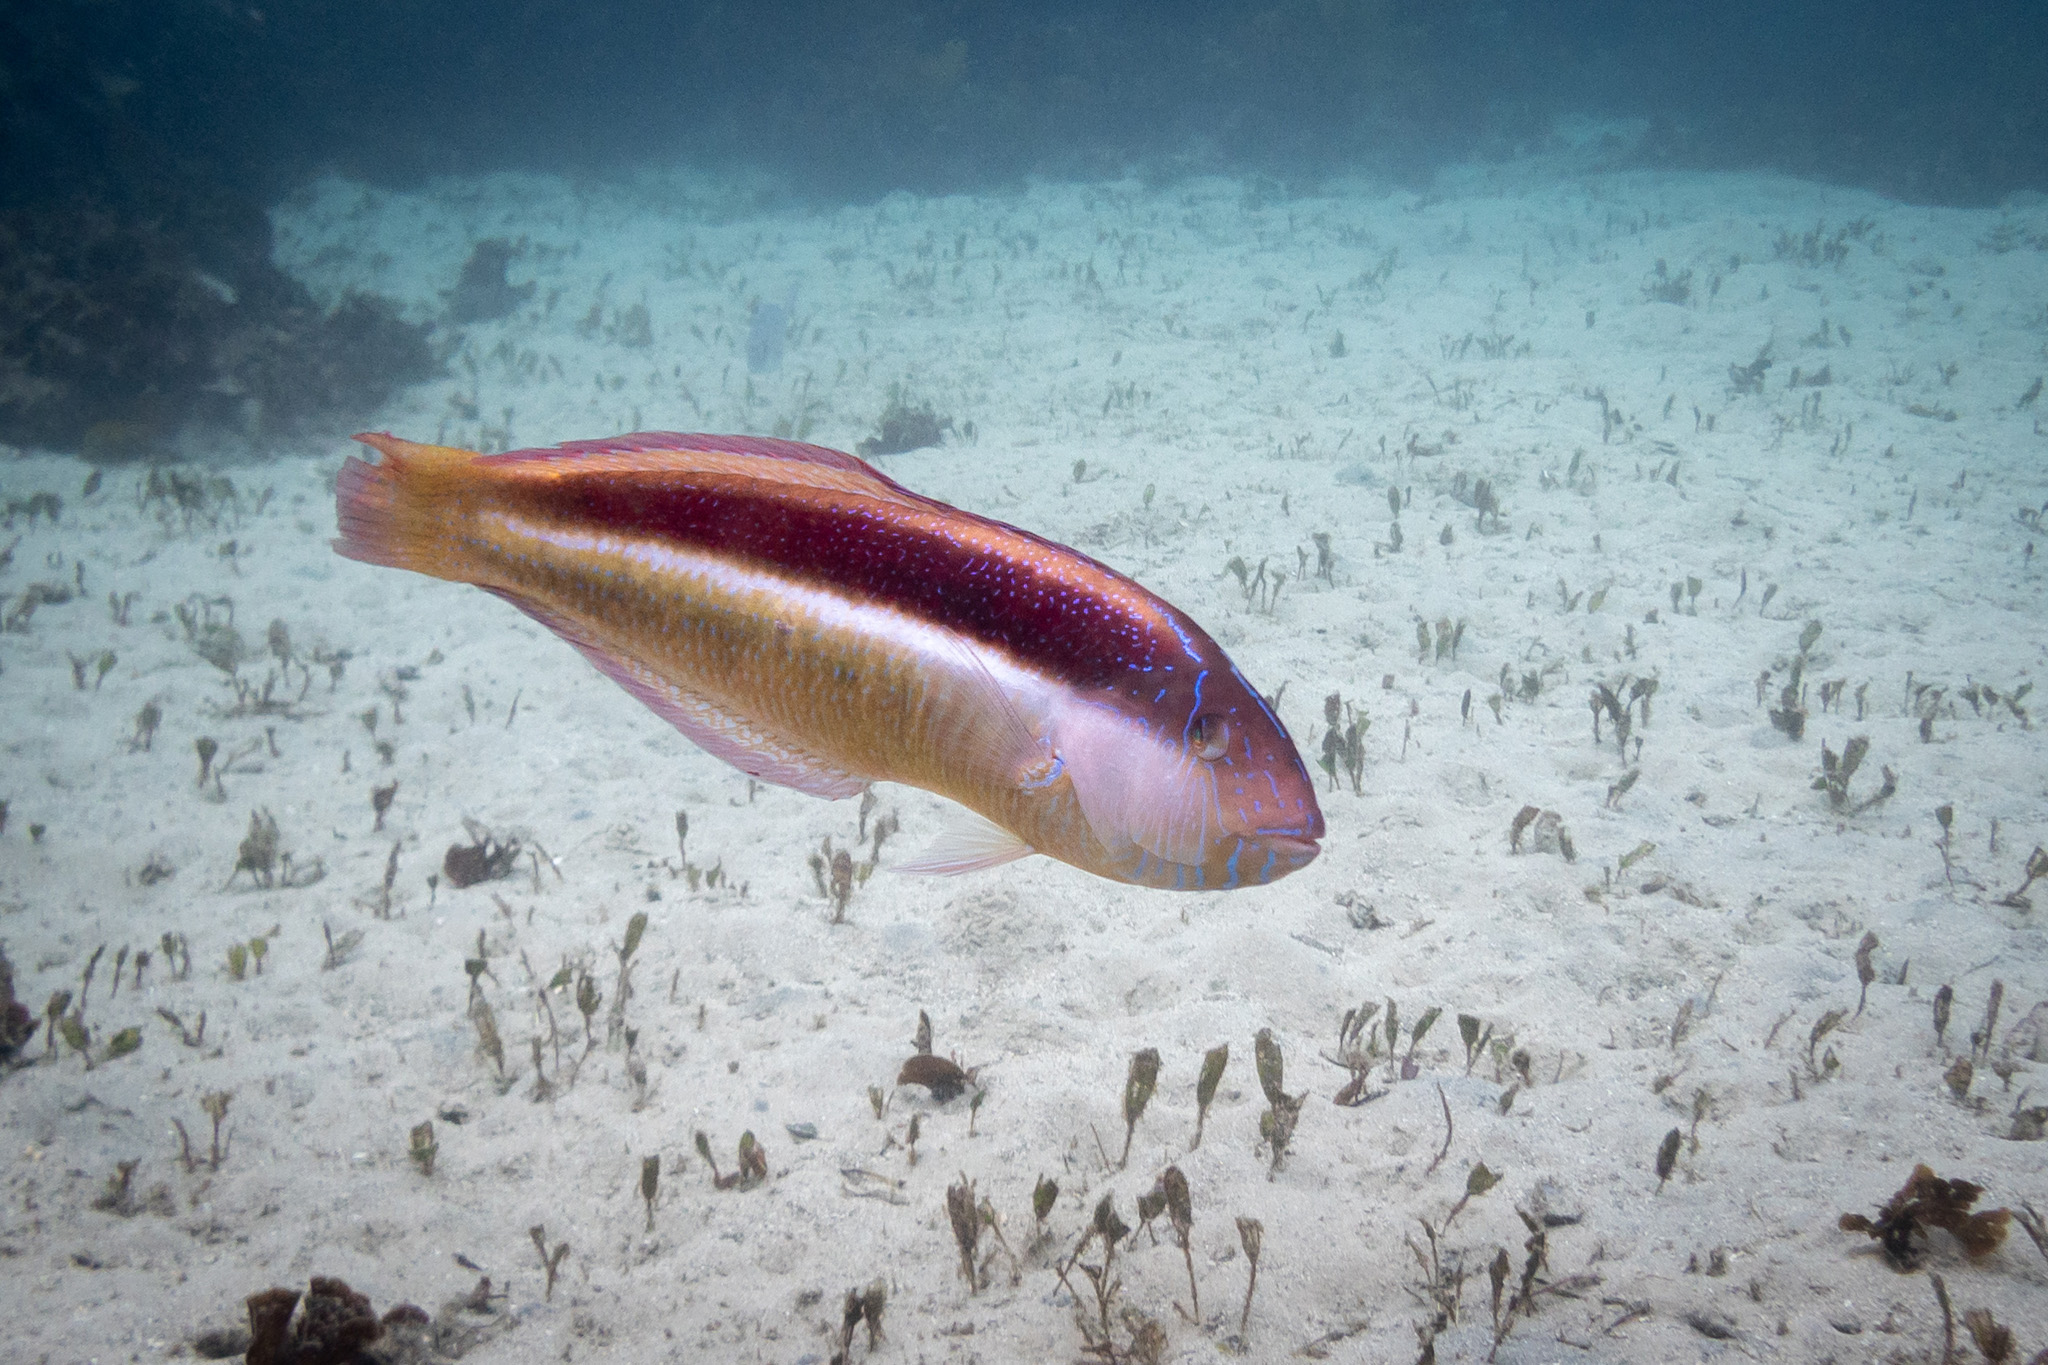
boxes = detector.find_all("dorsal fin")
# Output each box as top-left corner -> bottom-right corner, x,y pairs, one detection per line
462,431 -> 934,509
482,431 -> 876,472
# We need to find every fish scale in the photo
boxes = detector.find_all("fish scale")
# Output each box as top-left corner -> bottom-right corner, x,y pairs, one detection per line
335,430 -> 1322,889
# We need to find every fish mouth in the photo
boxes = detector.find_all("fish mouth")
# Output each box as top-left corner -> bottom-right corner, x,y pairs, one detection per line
1258,833 -> 1322,863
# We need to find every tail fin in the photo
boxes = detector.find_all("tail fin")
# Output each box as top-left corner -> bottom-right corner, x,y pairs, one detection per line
333,432 -> 472,571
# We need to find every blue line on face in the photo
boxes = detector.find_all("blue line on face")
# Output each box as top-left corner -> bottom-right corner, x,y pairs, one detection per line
1230,662 -> 1286,733
1181,669 -> 1210,746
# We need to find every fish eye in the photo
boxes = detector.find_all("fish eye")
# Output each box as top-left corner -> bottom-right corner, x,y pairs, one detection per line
1190,714 -> 1230,761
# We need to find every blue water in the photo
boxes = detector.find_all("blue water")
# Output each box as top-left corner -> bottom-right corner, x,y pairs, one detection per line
5,2 -> 2045,456
746,300 -> 788,376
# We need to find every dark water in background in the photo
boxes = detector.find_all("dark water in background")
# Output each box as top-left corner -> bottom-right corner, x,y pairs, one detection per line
10,0 -> 2046,207
3,0 -> 2044,452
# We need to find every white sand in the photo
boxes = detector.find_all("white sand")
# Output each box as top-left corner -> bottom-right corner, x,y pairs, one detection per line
4,146 -> 2046,1363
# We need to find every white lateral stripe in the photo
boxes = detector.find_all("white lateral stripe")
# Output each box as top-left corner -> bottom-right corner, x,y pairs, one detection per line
489,510 -> 1064,713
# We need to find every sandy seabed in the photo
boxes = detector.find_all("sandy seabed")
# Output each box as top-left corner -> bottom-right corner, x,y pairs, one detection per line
3,148 -> 2047,1364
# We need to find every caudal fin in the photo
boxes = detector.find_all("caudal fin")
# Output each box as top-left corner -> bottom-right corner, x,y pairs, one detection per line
333,432 -> 471,571
333,451 -> 403,569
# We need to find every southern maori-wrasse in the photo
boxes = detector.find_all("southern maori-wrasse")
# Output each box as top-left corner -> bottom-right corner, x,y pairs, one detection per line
334,432 -> 1323,889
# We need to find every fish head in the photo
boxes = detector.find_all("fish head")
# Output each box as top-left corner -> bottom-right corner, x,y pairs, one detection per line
1056,660 -> 1323,890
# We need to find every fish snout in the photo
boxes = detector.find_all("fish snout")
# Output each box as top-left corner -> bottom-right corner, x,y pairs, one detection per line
1259,832 -> 1322,865
1227,775 -> 1324,876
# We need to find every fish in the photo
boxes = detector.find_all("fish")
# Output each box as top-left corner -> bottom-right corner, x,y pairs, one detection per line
333,431 -> 1323,889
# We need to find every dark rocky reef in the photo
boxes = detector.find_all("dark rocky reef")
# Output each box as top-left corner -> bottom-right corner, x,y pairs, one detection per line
0,945 -> 35,1063
190,1275 -> 457,1364
0,4 -> 437,460
857,390 -> 953,458
443,240 -> 534,325
0,202 -> 436,459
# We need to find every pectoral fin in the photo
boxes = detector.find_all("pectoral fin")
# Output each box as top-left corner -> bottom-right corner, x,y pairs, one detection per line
895,813 -> 1037,876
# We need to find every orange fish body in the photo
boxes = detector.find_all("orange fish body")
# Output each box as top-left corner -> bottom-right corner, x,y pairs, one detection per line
334,431 -> 1322,889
